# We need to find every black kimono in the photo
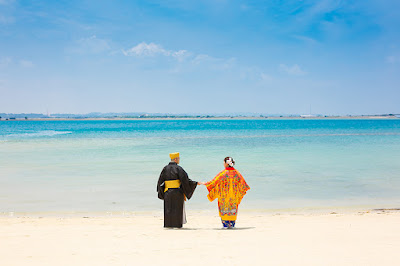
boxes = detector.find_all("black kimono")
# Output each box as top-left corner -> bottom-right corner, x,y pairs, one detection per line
157,162 -> 197,228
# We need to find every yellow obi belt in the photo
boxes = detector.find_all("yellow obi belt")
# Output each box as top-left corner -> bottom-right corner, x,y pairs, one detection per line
164,179 -> 181,192
164,180 -> 186,200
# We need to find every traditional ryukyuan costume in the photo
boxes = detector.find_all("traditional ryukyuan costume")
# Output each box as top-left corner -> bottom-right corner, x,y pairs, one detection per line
157,153 -> 197,228
205,159 -> 250,228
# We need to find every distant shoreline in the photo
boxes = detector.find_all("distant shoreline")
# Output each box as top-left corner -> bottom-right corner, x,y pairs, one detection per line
1,115 -> 399,121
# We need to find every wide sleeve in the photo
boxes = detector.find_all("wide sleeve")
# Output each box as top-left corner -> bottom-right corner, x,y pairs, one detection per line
205,170 -> 224,202
236,170 -> 250,205
157,167 -> 166,200
178,167 -> 197,200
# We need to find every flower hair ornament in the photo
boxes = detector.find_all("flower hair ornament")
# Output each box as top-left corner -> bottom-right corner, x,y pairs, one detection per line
226,157 -> 234,167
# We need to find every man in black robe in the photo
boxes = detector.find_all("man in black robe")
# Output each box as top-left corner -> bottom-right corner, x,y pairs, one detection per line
157,152 -> 198,228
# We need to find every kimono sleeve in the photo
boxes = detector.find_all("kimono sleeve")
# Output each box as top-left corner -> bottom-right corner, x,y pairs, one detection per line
205,170 -> 224,202
178,167 -> 197,200
157,167 -> 166,200
236,170 -> 250,205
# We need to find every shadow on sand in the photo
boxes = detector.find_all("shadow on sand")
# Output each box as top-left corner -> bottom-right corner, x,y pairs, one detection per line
166,227 -> 255,231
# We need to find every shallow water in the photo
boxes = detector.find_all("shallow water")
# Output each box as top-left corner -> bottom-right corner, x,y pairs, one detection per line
1,119 -> 400,213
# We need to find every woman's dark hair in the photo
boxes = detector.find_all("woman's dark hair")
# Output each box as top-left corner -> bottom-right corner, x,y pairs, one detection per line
224,156 -> 235,166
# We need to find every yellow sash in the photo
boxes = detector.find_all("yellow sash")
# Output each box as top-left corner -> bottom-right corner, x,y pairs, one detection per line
164,180 -> 181,192
164,180 -> 186,201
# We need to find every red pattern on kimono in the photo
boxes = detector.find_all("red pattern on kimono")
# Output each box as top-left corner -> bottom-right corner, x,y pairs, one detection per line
205,167 -> 250,221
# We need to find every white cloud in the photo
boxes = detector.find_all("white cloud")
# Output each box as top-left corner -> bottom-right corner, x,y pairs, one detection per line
67,35 -> 110,54
20,60 -> 34,68
123,42 -> 240,75
191,54 -> 214,64
191,54 -> 236,70
122,42 -> 190,61
238,66 -> 273,83
171,49 -> 190,62
123,42 -> 239,70
260,72 -> 273,81
123,42 -> 165,56
279,64 -> 307,76
292,35 -> 318,44
220,57 -> 236,70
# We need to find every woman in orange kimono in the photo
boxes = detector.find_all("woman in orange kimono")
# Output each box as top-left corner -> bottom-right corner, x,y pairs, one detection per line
200,157 -> 250,228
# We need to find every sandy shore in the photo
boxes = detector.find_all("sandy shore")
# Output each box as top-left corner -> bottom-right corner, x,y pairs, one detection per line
1,210 -> 400,266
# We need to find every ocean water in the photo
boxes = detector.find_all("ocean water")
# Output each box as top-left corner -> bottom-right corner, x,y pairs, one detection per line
1,119 -> 400,214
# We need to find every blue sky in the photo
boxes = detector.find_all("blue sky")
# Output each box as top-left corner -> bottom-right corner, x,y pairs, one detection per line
0,0 -> 399,115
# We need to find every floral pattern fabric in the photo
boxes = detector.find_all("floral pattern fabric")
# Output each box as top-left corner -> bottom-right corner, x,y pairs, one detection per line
205,167 -> 250,221
222,220 -> 236,228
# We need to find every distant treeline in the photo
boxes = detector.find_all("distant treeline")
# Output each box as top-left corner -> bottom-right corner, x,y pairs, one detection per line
1,112 -> 398,120
0,112 -> 145,119
0,113 -> 49,119
0,112 -> 264,119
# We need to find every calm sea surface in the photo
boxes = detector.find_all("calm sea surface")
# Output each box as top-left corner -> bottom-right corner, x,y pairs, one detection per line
1,119 -> 400,214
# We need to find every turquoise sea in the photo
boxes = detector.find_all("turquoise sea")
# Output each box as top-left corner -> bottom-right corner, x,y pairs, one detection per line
1,119 -> 400,214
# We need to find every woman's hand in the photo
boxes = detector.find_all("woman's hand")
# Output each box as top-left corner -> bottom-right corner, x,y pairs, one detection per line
198,182 -> 205,185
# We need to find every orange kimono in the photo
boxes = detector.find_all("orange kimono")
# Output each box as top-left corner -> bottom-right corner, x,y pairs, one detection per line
205,167 -> 250,221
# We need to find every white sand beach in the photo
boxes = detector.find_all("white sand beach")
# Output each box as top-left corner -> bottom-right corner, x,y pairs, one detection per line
1,210 -> 400,266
